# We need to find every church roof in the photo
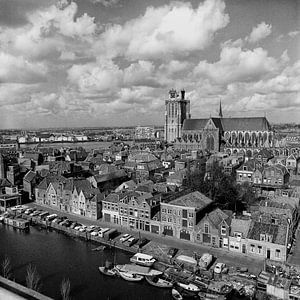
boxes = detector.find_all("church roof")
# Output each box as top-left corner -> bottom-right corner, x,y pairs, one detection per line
221,117 -> 270,131
182,117 -> 270,132
182,119 -> 209,131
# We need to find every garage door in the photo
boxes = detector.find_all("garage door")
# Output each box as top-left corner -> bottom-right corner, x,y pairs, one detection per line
163,226 -> 173,236
180,230 -> 190,241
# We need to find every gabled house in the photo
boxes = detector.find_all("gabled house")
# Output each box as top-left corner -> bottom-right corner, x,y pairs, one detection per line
236,159 -> 257,184
160,191 -> 213,242
246,221 -> 288,262
23,170 -> 39,200
228,217 -> 251,253
195,208 -> 231,247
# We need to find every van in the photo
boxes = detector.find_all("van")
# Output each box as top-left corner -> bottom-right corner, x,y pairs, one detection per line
98,228 -> 110,238
46,214 -> 57,221
198,253 -> 213,270
39,212 -> 49,219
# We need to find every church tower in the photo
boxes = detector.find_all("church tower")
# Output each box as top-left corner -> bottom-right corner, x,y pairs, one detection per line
164,89 -> 191,143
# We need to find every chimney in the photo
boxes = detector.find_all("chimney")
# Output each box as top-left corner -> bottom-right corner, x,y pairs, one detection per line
181,89 -> 185,100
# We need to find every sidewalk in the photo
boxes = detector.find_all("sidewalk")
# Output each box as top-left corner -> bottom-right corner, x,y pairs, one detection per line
27,203 -> 264,275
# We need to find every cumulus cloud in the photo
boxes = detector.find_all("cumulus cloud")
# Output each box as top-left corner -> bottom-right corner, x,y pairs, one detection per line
288,30 -> 300,38
68,59 -> 123,93
6,1 -> 97,60
95,0 -> 229,60
0,52 -> 47,83
247,22 -> 272,43
194,45 -> 282,85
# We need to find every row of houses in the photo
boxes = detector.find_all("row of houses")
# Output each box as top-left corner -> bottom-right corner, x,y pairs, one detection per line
102,184 -> 299,262
35,175 -> 103,219
18,134 -> 88,144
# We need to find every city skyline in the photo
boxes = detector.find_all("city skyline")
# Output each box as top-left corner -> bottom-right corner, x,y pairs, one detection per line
0,0 -> 299,129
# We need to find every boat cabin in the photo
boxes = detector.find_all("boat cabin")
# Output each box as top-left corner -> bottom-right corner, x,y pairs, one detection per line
130,253 -> 156,266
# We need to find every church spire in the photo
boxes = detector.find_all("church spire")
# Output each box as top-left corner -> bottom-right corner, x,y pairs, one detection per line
219,99 -> 223,118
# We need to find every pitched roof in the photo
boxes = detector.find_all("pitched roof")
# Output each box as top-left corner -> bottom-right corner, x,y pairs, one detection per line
206,208 -> 230,228
182,119 -> 209,131
23,171 -> 36,182
182,117 -> 270,132
93,169 -> 127,183
230,218 -> 251,237
221,117 -> 270,131
168,191 -> 213,209
247,221 -> 287,245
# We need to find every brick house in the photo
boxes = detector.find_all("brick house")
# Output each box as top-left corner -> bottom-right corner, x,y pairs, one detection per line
246,221 -> 288,262
160,191 -> 213,242
195,208 -> 231,247
236,159 -> 257,184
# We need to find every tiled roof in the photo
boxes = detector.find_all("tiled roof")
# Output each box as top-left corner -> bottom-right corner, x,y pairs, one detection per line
247,221 -> 286,245
23,171 -> 36,182
168,191 -> 213,209
182,117 -> 270,132
207,208 -> 230,228
93,169 -> 127,183
182,119 -> 209,131
230,218 -> 251,237
0,178 -> 12,188
128,151 -> 158,163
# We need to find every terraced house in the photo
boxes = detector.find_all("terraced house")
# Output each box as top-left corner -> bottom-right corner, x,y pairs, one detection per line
35,175 -> 102,219
160,191 -> 213,241
102,190 -> 160,232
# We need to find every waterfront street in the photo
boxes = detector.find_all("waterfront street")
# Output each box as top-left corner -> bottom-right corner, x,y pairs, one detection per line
27,203 -> 264,275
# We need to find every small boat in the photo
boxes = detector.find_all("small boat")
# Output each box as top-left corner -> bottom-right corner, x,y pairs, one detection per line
177,282 -> 200,293
172,288 -> 183,300
198,291 -> 226,300
98,266 -> 118,277
145,275 -> 173,288
130,253 -> 156,267
118,270 -> 144,282
92,245 -> 107,251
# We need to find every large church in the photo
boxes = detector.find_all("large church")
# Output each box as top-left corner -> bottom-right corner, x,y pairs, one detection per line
164,89 -> 274,156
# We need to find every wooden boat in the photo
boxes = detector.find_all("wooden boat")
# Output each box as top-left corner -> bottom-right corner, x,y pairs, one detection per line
198,291 -> 226,300
176,282 -> 200,293
92,245 -> 107,251
98,266 -> 118,277
172,288 -> 183,300
118,270 -> 144,282
130,253 -> 156,267
145,275 -> 173,288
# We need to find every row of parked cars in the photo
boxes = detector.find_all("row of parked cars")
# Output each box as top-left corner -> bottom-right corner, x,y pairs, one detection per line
119,233 -> 149,248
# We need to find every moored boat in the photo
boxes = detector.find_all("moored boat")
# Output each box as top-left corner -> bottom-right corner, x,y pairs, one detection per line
176,282 -> 200,293
198,291 -> 226,300
172,288 -> 183,300
98,266 -> 118,277
118,270 -> 144,282
92,245 -> 107,251
145,275 -> 173,289
130,253 -> 156,267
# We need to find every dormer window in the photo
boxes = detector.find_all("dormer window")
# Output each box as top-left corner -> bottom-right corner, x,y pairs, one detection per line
260,234 -> 265,241
243,166 -> 247,171
266,234 -> 273,242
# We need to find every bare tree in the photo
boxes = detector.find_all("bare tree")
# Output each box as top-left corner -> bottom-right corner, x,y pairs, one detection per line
1,256 -> 13,280
26,264 -> 41,292
60,277 -> 71,300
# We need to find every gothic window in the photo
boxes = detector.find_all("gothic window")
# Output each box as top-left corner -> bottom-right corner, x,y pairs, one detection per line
206,135 -> 214,151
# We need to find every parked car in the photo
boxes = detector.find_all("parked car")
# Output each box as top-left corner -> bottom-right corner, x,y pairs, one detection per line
79,226 -> 87,232
127,237 -> 137,247
91,231 -> 98,236
120,234 -> 131,242
214,263 -> 226,274
137,238 -> 149,248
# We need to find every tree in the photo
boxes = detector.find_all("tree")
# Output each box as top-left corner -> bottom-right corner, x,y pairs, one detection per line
26,264 -> 41,292
61,277 -> 71,300
238,181 -> 257,208
1,256 -> 13,280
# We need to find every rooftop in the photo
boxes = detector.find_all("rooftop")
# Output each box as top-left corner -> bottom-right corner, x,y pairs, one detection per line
167,191 -> 213,209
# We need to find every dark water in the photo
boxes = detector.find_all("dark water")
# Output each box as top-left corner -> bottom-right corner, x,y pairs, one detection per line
0,224 -> 171,300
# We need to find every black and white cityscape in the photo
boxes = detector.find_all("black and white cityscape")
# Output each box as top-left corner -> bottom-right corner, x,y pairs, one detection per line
0,0 -> 299,299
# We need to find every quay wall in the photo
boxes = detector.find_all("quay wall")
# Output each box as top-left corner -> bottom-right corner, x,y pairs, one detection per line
0,276 -> 53,300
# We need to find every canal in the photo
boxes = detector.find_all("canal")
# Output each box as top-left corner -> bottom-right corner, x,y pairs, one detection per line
0,224 -> 171,300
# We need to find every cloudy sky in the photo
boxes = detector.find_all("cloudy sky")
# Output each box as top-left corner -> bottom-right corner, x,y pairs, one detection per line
0,0 -> 299,129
